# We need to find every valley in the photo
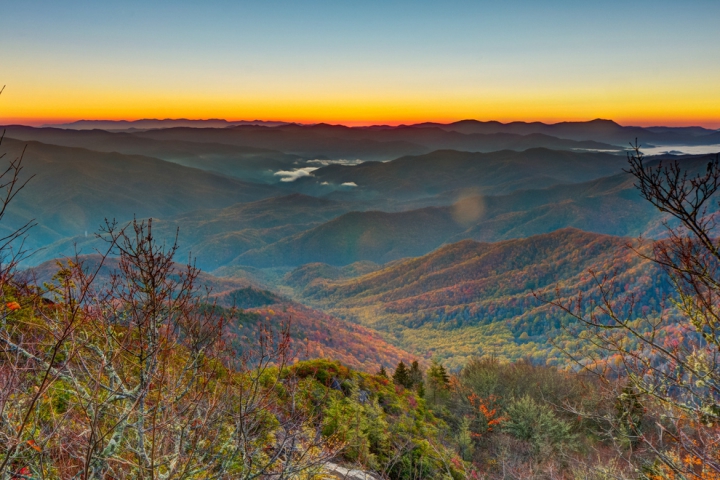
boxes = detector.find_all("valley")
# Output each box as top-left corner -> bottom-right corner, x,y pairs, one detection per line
3,119 -> 717,370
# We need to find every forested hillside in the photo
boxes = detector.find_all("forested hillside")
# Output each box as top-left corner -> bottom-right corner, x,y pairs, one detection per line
303,148 -> 628,199
229,171 -> 661,268
0,138 -> 279,250
287,228 -> 671,368
25,253 -> 413,372
2,118 -> 719,478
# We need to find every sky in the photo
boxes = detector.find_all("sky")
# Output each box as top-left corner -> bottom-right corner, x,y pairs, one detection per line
1,0 -> 719,127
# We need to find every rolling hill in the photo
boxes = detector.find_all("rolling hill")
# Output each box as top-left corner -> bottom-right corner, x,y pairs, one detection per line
0,138 -> 280,251
228,169 -> 662,268
23,194 -> 355,270
128,123 -> 621,159
300,148 -> 630,201
233,207 -> 466,267
25,255 -> 415,372
285,228 -> 669,368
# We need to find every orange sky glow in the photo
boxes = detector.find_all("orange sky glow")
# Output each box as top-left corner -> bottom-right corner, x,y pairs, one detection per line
2,91 -> 718,129
3,2 -> 719,130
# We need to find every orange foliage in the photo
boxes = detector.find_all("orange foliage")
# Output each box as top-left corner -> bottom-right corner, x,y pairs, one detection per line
231,303 -> 413,373
649,456 -> 720,480
468,393 -> 506,435
26,439 -> 41,452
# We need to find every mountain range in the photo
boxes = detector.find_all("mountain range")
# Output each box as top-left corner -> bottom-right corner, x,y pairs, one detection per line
413,118 -> 720,145
42,119 -> 291,130
4,118 -> 719,371
0,138 -> 280,250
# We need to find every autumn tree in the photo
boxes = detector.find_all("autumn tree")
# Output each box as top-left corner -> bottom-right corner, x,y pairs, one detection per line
548,144 -> 720,477
0,216 -> 336,477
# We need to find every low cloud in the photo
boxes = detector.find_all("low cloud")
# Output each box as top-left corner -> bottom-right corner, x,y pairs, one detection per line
274,167 -> 319,182
341,182 -> 358,187
307,158 -> 363,166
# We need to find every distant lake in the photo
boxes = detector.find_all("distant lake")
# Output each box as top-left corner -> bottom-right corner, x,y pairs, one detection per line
641,144 -> 720,156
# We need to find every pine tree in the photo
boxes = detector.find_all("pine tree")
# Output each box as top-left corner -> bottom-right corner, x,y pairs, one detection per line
392,361 -> 412,388
377,365 -> 388,378
417,380 -> 425,398
457,417 -> 474,461
409,360 -> 422,386
428,360 -> 449,387
427,359 -> 450,403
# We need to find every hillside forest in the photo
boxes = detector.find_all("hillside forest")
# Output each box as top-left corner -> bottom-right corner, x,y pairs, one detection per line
1,120 -> 720,479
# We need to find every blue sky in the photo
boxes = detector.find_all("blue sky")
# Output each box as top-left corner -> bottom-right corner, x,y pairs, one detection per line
2,1 -> 719,126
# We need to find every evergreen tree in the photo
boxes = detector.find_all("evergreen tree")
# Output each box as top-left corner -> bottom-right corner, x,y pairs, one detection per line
377,365 -> 388,378
417,380 -> 425,398
457,417 -> 474,461
409,360 -> 423,387
428,360 -> 450,387
393,361 -> 412,388
427,359 -> 450,403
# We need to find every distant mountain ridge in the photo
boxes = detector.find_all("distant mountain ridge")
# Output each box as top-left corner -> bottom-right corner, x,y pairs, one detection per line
0,138 -> 280,251
23,118 -> 720,148
134,123 -> 621,159
26,151 -> 708,271
233,154 -> 720,268
4,122 -> 624,164
411,118 -> 720,146
42,119 -> 291,130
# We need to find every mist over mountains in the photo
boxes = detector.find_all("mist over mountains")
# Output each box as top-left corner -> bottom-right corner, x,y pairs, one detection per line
37,117 -> 720,145
3,118 -> 719,368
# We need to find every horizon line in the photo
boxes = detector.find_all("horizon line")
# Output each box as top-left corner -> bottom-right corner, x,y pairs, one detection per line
3,117 -> 720,130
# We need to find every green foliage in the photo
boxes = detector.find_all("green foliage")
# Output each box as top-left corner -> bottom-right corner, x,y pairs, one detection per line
614,385 -> 644,448
503,395 -> 574,453
290,358 -> 352,385
409,360 -> 423,388
393,361 -> 412,389
296,228 -> 672,368
459,357 -> 587,407
321,394 -> 390,469
427,359 -> 451,405
457,416 -> 474,461
295,359 -> 465,478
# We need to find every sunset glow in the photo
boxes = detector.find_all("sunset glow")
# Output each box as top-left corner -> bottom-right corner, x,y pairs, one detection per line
2,0 -> 719,128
